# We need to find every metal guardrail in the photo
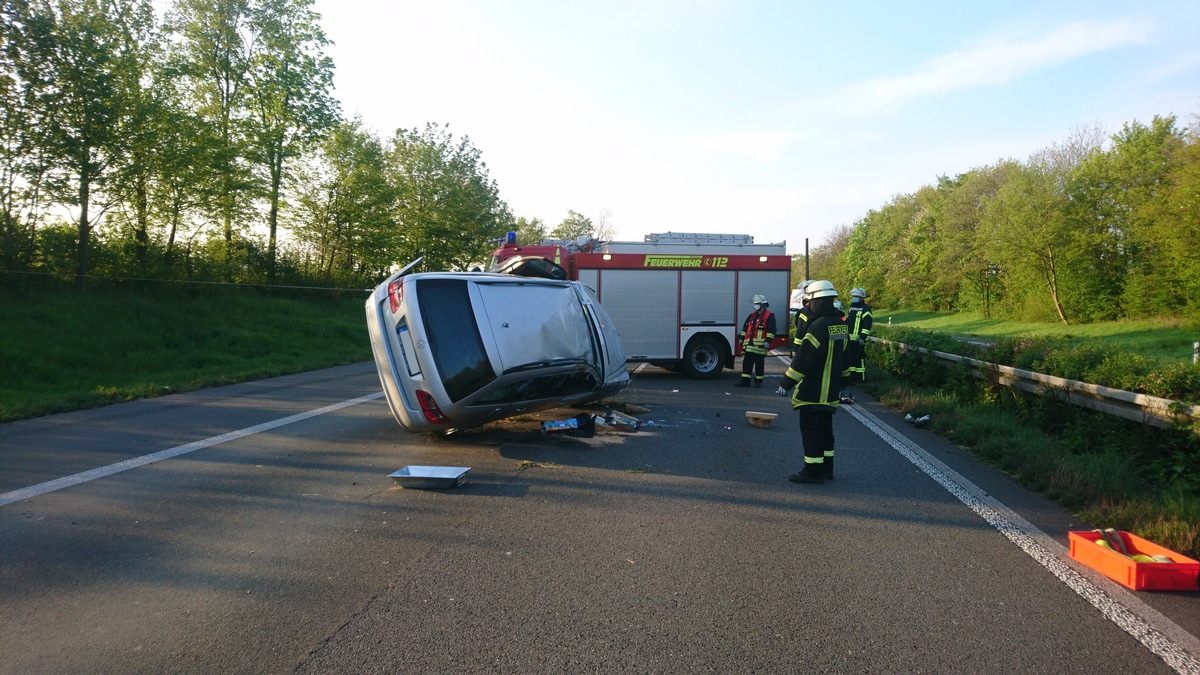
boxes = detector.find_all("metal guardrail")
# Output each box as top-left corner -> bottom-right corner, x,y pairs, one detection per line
871,337 -> 1200,433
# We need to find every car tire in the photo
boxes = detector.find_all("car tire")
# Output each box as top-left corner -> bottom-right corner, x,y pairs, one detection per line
682,335 -> 725,379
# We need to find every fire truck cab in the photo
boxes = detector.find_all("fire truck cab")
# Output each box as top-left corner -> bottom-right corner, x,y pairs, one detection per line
490,231 -> 792,379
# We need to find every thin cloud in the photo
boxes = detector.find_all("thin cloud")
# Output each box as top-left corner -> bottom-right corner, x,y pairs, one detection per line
688,130 -> 797,160
832,19 -> 1153,115
1144,50 -> 1200,82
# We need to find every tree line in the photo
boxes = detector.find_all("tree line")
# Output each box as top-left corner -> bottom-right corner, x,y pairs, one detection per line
806,115 -> 1200,324
1,0 -> 605,291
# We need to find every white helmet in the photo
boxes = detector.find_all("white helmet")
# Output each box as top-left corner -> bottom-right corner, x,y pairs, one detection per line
850,287 -> 867,299
752,294 -> 766,305
806,279 -> 838,299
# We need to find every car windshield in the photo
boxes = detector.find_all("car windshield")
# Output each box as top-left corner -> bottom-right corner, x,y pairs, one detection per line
416,279 -> 496,402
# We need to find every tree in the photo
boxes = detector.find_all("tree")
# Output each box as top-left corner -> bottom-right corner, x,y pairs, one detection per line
98,0 -> 166,275
594,207 -> 615,241
1071,116 -> 1187,317
842,213 -> 889,308
807,223 -> 852,293
1152,118 -> 1200,317
291,118 -> 394,283
905,183 -> 950,311
982,161 -> 1074,323
388,122 -> 512,272
165,0 -> 257,281
512,215 -> 546,245
140,70 -> 216,273
551,209 -> 592,240
935,165 -> 1013,316
245,0 -> 337,283
845,194 -> 923,308
4,0 -> 155,289
0,0 -> 60,272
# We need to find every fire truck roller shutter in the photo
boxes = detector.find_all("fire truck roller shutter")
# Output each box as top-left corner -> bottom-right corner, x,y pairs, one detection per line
680,270 -> 735,324
584,269 -> 679,361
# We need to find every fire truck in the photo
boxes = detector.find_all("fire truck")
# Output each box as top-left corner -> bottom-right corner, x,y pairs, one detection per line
490,231 -> 792,379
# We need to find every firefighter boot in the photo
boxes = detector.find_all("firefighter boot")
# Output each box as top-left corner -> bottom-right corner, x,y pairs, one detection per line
823,456 -> 834,480
752,379 -> 762,388
735,377 -> 751,387
788,463 -> 825,484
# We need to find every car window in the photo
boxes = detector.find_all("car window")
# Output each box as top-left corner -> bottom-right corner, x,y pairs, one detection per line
473,370 -> 601,405
416,279 -> 496,402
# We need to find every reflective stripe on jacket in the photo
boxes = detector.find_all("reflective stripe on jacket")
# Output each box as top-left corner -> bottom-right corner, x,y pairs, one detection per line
782,312 -> 847,410
740,309 -> 776,355
847,302 -> 873,341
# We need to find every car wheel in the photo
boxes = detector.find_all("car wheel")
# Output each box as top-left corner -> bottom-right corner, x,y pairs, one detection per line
682,335 -> 725,379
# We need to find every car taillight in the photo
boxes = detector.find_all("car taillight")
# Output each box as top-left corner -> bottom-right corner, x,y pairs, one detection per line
416,390 -> 449,425
388,279 -> 403,314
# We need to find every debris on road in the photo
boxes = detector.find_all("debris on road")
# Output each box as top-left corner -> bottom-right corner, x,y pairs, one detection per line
541,413 -> 596,437
388,466 -> 470,489
904,413 -> 931,428
599,410 -> 643,433
745,411 -> 777,428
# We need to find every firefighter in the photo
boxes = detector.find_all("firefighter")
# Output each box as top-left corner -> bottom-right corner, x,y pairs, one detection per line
843,287 -> 873,402
790,280 -> 814,358
776,280 -> 847,483
737,294 -> 776,388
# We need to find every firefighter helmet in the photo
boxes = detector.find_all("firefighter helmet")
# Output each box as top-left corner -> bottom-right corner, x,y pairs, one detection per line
806,280 -> 838,299
850,287 -> 867,299
752,294 -> 766,305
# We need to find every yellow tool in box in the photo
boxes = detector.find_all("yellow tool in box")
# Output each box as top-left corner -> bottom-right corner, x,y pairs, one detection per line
1093,528 -> 1173,563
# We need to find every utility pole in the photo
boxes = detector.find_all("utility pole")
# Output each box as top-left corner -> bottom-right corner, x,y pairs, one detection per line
804,238 -> 809,281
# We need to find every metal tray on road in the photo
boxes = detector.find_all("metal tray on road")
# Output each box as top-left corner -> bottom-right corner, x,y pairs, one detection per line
389,466 -> 470,489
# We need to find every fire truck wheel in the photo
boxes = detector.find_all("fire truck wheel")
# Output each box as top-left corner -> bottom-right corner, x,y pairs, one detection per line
682,335 -> 725,379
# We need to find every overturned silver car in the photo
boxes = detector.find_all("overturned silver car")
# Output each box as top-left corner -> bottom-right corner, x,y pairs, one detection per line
365,259 -> 630,433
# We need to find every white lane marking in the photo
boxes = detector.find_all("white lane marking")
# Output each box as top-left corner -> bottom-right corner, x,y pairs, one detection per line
843,403 -> 1200,675
0,392 -> 385,508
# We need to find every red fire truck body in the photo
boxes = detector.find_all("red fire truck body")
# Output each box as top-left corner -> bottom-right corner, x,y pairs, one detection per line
490,232 -> 792,378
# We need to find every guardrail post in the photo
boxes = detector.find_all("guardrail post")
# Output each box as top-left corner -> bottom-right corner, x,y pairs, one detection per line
1194,341 -> 1198,365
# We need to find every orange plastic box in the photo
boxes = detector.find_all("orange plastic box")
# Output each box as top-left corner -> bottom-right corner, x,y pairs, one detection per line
1068,530 -> 1200,591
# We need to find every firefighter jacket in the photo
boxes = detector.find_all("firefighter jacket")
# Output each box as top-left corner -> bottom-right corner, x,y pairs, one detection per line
792,303 -> 812,349
847,301 -> 873,343
739,308 -> 776,356
845,300 -> 873,377
782,306 -> 847,411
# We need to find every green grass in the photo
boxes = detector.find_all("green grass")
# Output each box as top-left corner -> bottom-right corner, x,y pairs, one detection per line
861,312 -> 1200,560
0,280 -> 371,422
875,310 -> 1200,364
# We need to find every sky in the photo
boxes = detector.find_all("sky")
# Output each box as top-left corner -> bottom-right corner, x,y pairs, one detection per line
311,0 -> 1200,256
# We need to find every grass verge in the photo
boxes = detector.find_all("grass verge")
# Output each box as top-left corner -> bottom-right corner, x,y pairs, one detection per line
0,280 -> 371,422
862,366 -> 1200,560
875,310 -> 1200,365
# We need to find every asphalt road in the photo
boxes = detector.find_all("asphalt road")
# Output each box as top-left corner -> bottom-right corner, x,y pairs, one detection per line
2,359 -> 1198,674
